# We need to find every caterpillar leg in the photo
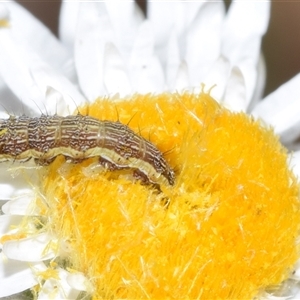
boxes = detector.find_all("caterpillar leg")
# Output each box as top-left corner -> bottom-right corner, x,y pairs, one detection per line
133,169 -> 161,191
99,156 -> 125,171
34,157 -> 56,166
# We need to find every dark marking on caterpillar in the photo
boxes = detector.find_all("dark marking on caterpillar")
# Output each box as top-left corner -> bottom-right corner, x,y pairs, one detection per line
0,114 -> 175,186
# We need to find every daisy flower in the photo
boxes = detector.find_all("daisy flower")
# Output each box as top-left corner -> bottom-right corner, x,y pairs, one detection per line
1,1 -> 300,299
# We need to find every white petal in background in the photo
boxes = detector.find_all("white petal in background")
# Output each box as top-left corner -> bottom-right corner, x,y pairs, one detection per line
0,253 -> 46,297
2,2 -> 75,81
223,66 -> 247,112
222,1 -> 270,63
0,79 -> 19,116
38,268 -> 81,300
29,63 -> 86,115
148,1 -> 204,65
2,233 -> 57,262
237,58 -> 258,109
104,43 -> 131,97
0,165 -> 36,201
289,151 -> 300,179
0,215 -> 23,236
165,30 -> 183,90
260,293 -> 294,300
74,2 -> 116,100
2,195 -> 39,216
248,53 -> 267,111
0,20 -> 83,116
67,272 -> 90,292
221,1 -> 271,103
253,74 -> 300,144
59,0 -> 80,52
185,1 -> 225,86
0,2 -> 7,20
173,61 -> 189,92
105,0 -> 144,62
60,1 -> 144,96
202,56 -> 231,101
129,21 -> 164,93
0,27 -> 44,114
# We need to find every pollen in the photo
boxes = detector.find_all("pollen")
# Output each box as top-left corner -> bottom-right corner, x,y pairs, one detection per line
41,92 -> 300,299
0,233 -> 27,244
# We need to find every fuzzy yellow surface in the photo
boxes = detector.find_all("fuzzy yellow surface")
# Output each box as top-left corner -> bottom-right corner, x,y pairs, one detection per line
42,92 -> 300,299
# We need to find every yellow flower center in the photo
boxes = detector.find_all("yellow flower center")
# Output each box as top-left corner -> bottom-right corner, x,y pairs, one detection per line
41,92 -> 300,299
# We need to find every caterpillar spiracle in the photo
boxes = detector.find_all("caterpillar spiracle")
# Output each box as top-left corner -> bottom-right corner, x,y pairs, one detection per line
0,114 -> 175,187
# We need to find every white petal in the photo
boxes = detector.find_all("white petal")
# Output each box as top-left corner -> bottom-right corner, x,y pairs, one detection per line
289,151 -> 300,179
0,78 -> 19,116
44,86 -> 83,116
0,200 -> 7,215
0,27 -> 44,114
105,1 -> 144,61
223,66 -> 247,112
74,2 -> 114,100
129,21 -> 164,93
0,20 -> 84,116
38,268 -> 81,300
174,61 -> 190,92
248,53 -> 266,111
29,62 -> 86,115
221,1 -> 270,101
292,291 -> 300,300
0,186 -> 34,202
165,32 -> 190,91
3,233 -> 57,261
0,253 -> 46,297
186,1 -> 225,85
0,215 -> 22,235
148,1 -> 204,64
0,3 -> 9,22
104,42 -> 131,97
202,56 -> 231,102
238,58 -> 258,107
0,182 -> 22,201
259,293 -> 292,300
165,31 -> 181,90
59,0 -> 80,51
2,195 -> 39,216
67,272 -> 91,292
0,164 -> 35,200
222,1 -> 270,63
252,74 -> 300,143
3,2 -> 75,81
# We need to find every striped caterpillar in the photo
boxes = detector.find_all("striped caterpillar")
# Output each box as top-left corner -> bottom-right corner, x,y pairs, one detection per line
0,114 -> 175,187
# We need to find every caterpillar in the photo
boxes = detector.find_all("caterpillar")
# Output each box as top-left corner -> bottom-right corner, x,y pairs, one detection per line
0,114 -> 175,187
